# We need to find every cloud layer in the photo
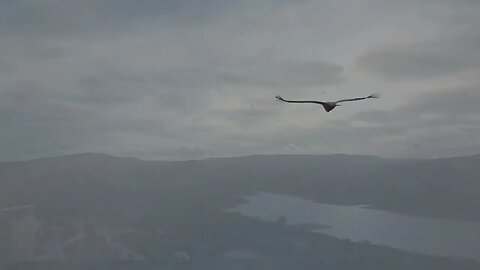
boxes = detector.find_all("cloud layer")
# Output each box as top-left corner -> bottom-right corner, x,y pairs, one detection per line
1,0 -> 479,160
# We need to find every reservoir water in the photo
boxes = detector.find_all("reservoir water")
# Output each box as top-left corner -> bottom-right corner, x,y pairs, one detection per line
228,192 -> 480,261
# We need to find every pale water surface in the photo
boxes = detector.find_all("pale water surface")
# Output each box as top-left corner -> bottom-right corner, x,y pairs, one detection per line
228,192 -> 480,261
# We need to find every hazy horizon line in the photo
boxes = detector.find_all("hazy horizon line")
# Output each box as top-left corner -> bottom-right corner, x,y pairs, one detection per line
2,151 -> 480,164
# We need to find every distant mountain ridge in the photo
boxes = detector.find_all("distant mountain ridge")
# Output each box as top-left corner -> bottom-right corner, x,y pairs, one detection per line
1,153 -> 480,269
0,152 -> 479,221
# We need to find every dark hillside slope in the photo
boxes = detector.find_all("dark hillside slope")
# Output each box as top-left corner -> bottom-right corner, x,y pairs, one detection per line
0,153 -> 479,220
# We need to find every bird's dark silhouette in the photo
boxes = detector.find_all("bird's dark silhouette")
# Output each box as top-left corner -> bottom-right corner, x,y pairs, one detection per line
275,93 -> 379,112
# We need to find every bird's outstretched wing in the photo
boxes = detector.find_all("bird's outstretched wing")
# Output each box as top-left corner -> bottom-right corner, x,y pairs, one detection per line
335,94 -> 379,103
275,95 -> 327,105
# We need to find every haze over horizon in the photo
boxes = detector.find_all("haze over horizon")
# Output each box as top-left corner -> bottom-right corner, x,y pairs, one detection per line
1,152 -> 480,269
4,151 -> 480,164
1,0 -> 480,161
2,2 -> 480,268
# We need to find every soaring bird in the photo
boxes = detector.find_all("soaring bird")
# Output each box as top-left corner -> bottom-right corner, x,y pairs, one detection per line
275,93 -> 379,112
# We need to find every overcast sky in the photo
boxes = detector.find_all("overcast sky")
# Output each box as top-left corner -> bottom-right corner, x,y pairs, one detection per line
1,0 -> 479,161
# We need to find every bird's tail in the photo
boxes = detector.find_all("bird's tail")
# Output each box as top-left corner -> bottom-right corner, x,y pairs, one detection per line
275,95 -> 285,102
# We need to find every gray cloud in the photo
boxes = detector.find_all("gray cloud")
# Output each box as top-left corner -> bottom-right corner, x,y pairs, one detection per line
1,0 -> 480,160
355,0 -> 480,81
0,0 -> 240,37
0,0 -> 305,40
73,75 -> 145,104
356,33 -> 480,81
409,86 -> 480,116
351,86 -> 480,157
225,85 -> 480,158
356,86 -> 480,122
156,59 -> 345,90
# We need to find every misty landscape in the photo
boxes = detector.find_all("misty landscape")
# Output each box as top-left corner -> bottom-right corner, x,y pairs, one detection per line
1,153 -> 480,269
2,0 -> 480,269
